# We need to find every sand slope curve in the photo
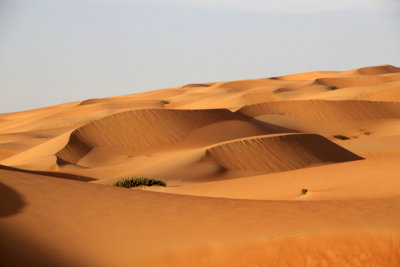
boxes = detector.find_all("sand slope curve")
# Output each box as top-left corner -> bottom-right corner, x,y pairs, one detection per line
205,133 -> 362,173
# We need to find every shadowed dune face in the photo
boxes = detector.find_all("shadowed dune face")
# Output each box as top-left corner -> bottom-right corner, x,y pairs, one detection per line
56,108 -> 236,162
1,65 -> 400,266
0,65 -> 398,177
180,83 -> 212,89
56,108 -> 290,164
354,65 -> 400,75
0,182 -> 25,217
205,134 -> 362,172
0,64 -> 398,179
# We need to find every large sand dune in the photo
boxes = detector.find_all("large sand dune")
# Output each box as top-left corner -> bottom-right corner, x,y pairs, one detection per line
239,100 -> 400,122
56,109 -> 288,164
1,64 -> 400,266
205,134 -> 361,172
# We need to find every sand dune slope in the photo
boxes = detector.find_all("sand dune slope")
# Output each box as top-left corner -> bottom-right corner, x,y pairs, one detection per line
71,132 -> 360,184
351,64 -> 400,75
239,100 -> 400,122
315,73 -> 400,89
1,169 -> 400,266
1,64 -> 400,266
205,133 -> 361,172
0,131 -> 72,170
152,155 -> 400,200
56,109 -> 288,164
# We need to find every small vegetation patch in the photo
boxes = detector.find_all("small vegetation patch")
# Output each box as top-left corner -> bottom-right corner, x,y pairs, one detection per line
113,177 -> 167,188
300,188 -> 308,196
161,100 -> 170,105
359,129 -> 372,136
328,86 -> 338,90
333,135 -> 350,140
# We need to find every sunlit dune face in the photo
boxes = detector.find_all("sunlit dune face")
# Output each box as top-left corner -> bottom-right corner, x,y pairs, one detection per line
1,65 -> 400,266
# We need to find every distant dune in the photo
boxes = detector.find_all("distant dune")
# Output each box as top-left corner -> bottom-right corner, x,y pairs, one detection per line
1,64 -> 400,266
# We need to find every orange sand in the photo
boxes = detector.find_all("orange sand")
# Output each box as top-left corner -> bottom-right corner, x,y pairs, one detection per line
1,64 -> 400,266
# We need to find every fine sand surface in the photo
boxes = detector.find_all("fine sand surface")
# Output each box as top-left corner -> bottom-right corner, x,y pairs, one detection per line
1,64 -> 400,266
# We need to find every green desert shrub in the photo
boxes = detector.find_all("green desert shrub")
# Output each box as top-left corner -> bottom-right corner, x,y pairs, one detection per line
333,135 -> 350,140
160,100 -> 170,105
113,177 -> 167,188
328,86 -> 338,90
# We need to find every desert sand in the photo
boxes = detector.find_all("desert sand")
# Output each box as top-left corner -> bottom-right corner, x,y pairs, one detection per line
1,64 -> 400,266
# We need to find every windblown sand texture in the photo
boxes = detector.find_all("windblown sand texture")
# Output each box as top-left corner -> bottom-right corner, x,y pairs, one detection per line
1,65 -> 400,266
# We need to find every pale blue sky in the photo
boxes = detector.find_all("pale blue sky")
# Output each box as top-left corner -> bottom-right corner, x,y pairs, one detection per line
1,0 -> 399,113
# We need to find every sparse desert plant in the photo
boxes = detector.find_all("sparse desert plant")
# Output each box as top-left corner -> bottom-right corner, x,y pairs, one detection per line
333,135 -> 350,140
113,177 -> 167,188
161,100 -> 170,105
300,188 -> 308,196
328,86 -> 338,90
364,131 -> 372,135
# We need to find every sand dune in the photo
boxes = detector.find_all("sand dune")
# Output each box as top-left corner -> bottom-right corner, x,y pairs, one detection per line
56,108 -> 288,164
151,155 -> 400,200
350,64 -> 400,75
0,131 -> 72,170
315,74 -> 400,89
239,100 -> 400,122
0,147 -> 16,160
1,169 -> 400,266
1,64 -> 400,266
205,133 -> 361,172
277,64 -> 399,81
354,86 -> 400,101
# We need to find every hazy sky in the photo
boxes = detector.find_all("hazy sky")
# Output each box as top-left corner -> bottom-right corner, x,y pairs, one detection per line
1,0 -> 399,113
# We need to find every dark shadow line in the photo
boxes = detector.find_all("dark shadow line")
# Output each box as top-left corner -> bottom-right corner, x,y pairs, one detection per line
0,164 -> 96,182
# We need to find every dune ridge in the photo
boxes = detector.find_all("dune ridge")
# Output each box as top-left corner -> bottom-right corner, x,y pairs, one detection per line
1,64 -> 400,266
239,100 -> 400,122
205,133 -> 362,172
56,108 -> 285,164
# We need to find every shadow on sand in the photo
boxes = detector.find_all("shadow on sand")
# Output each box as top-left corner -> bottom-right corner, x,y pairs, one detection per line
0,182 -> 25,217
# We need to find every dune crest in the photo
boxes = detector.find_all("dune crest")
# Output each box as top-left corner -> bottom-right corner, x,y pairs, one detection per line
1,64 -> 400,266
205,133 -> 361,172
56,108 -> 282,164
